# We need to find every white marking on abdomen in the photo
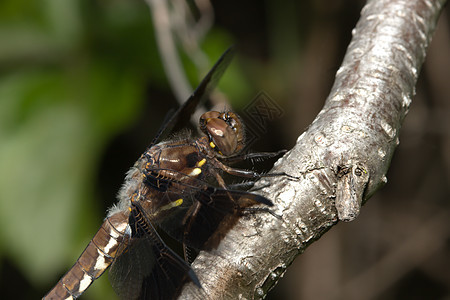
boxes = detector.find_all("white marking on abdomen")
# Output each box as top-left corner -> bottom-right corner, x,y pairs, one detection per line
94,250 -> 109,271
103,234 -> 118,254
78,274 -> 93,293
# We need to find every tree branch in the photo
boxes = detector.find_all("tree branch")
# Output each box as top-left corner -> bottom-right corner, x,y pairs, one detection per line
178,0 -> 447,298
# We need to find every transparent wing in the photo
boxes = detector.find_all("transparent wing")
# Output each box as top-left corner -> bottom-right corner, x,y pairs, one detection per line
109,209 -> 200,300
143,168 -> 272,251
150,47 -> 235,147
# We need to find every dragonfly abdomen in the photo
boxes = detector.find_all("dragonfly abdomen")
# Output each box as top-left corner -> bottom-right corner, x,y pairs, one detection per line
43,211 -> 129,300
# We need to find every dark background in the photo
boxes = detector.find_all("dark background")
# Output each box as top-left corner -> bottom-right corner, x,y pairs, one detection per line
0,0 -> 449,299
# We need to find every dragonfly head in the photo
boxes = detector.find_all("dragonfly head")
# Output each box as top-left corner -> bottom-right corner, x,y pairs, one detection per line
199,110 -> 245,156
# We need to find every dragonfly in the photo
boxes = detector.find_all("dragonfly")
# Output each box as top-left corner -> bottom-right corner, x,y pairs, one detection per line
43,48 -> 282,300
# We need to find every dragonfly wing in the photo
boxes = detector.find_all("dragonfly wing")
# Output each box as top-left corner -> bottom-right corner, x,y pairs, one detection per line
147,172 -> 272,250
181,186 -> 273,250
150,47 -> 235,146
109,208 -> 200,300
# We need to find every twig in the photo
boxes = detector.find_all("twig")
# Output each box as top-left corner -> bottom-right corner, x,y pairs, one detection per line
146,0 -> 193,103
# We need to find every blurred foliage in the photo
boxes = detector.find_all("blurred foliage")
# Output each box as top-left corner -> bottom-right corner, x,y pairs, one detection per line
0,0 -> 236,298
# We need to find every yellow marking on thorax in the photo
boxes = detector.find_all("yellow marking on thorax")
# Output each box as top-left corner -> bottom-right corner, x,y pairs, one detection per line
197,158 -> 207,167
209,141 -> 216,149
160,198 -> 183,212
189,168 -> 202,176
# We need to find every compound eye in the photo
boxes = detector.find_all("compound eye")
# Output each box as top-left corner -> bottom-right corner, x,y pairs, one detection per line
199,111 -> 220,134
219,111 -> 244,152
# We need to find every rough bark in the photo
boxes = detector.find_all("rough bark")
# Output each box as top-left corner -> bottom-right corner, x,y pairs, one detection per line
179,0 -> 447,298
